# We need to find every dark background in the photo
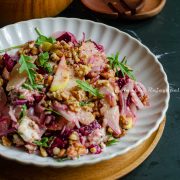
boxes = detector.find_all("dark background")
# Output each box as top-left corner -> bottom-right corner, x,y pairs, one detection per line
60,0 -> 180,179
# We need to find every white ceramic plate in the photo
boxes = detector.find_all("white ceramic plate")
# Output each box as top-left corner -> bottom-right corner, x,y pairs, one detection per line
0,17 -> 169,167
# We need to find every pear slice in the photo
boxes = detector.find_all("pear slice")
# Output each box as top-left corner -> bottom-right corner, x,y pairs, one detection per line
6,63 -> 27,91
50,56 -> 69,92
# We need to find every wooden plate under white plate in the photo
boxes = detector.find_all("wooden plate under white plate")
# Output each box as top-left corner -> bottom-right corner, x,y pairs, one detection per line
0,119 -> 165,180
81,0 -> 166,20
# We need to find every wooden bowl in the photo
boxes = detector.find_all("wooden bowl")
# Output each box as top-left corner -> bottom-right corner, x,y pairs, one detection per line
0,0 -> 73,25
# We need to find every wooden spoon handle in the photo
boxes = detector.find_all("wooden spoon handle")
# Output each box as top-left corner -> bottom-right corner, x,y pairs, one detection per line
120,0 -> 146,14
107,0 -> 145,16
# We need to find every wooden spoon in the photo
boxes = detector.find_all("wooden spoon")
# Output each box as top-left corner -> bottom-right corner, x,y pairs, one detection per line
108,0 -> 145,16
81,0 -> 166,20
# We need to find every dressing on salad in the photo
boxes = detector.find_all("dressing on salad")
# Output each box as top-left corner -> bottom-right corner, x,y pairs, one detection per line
0,28 -> 149,160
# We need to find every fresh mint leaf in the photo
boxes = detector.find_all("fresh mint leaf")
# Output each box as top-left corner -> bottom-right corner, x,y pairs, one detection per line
19,55 -> 37,85
76,80 -> 103,98
35,27 -> 56,46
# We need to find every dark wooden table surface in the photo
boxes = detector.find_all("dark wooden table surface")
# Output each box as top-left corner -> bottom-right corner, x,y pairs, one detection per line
0,0 -> 179,179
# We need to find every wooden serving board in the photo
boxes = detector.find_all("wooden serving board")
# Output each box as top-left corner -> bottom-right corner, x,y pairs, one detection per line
0,119 -> 165,180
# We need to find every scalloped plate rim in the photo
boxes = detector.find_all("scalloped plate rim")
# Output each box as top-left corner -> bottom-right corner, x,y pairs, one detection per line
0,17 -> 170,167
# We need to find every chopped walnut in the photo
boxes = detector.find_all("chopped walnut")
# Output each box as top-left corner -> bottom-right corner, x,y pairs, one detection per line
69,132 -> 79,141
52,49 -> 64,57
74,64 -> 91,78
64,51 -> 72,58
28,41 -> 35,49
58,149 -> 66,158
51,41 -> 61,49
66,97 -> 80,112
70,87 -> 87,101
52,90 -> 71,101
67,142 -> 87,158
53,147 -> 61,156
0,76 -> 3,87
2,67 -> 10,80
35,74 -> 44,84
40,147 -> 48,157
120,115 -> 133,130
2,136 -> 12,147
96,80 -> 109,87
31,47 -> 39,55
13,134 -> 24,146
45,75 -> 53,86
101,69 -> 115,79
82,102 -> 94,112
141,95 -> 149,106
51,52 -> 60,62
67,146 -> 78,158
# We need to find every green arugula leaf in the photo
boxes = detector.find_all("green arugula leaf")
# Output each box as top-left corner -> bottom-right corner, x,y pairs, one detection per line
19,94 -> 25,99
106,138 -> 119,146
19,55 -> 37,85
19,104 -> 27,120
35,27 -> 56,46
45,108 -> 61,116
22,82 -> 44,91
22,83 -> 33,90
79,100 -> 91,106
0,44 -> 25,53
34,137 -> 50,147
31,84 -> 44,90
76,80 -> 103,98
57,157 -> 71,162
107,53 -> 136,80
38,52 -> 52,73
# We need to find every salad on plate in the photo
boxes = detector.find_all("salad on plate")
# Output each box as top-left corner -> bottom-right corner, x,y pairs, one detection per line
0,28 -> 149,160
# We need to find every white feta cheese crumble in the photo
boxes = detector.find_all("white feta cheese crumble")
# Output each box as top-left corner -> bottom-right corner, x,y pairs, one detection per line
18,116 -> 41,143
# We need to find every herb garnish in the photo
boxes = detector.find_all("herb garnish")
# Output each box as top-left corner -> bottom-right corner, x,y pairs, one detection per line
38,52 -> 52,72
107,52 -> 135,80
35,27 -> 56,45
19,104 -> 27,120
76,80 -> 103,98
19,55 -> 37,85
22,82 -> 44,91
106,138 -> 119,146
0,44 -> 25,53
31,84 -> 44,90
0,27 -> 56,53
19,94 -> 25,99
34,137 -> 51,147
45,108 -> 61,116
79,100 -> 91,106
57,157 -> 71,162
